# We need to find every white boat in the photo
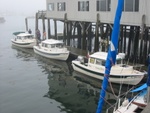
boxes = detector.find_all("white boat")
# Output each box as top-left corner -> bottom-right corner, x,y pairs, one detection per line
113,87 -> 147,113
72,52 -> 145,85
11,32 -> 36,48
33,39 -> 70,61
113,54 -> 150,113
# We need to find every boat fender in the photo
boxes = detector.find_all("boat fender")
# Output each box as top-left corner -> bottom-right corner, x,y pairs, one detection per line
122,99 -> 129,107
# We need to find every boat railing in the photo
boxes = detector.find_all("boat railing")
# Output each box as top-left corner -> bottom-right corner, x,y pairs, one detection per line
106,103 -> 117,113
133,64 -> 144,72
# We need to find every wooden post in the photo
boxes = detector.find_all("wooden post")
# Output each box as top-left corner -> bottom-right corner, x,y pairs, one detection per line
72,22 -> 77,47
143,28 -> 149,64
63,13 -> 67,44
123,26 -> 126,53
67,21 -> 72,46
81,22 -> 86,50
77,22 -> 82,49
132,26 -> 140,63
35,13 -> 39,39
87,23 -> 92,52
25,18 -> 28,32
139,15 -> 146,63
47,19 -> 51,39
54,19 -> 57,39
127,26 -> 134,61
94,13 -> 100,52
42,12 -> 46,40
119,25 -> 123,53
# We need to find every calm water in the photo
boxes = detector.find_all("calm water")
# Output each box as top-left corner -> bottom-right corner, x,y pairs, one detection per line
0,15 -> 126,113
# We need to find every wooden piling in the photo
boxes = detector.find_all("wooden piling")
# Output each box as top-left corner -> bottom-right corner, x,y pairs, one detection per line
94,13 -> 100,52
77,22 -> 82,49
42,14 -> 45,30
25,18 -> 28,31
47,19 -> 51,39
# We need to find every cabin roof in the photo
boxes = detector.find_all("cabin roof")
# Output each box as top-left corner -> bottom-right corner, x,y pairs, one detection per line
42,39 -> 63,45
17,33 -> 33,37
90,52 -> 125,61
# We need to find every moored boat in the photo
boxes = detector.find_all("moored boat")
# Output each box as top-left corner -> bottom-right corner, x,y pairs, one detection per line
11,32 -> 36,48
33,39 -> 70,61
72,52 -> 145,85
113,54 -> 150,113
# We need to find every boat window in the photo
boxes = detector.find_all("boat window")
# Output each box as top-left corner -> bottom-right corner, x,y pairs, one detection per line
28,36 -> 33,39
101,60 -> 105,66
17,36 -> 21,39
45,44 -> 48,48
56,44 -> 63,48
96,59 -> 102,65
42,43 -> 45,47
116,59 -> 122,64
51,44 -> 55,48
89,58 -> 95,64
47,44 -> 51,48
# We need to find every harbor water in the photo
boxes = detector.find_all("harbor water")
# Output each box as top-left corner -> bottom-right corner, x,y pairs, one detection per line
0,15 -> 131,113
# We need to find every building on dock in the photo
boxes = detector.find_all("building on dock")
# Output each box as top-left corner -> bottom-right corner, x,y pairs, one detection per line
34,0 -> 150,64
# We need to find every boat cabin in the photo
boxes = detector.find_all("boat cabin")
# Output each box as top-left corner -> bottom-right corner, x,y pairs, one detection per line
15,33 -> 34,40
88,52 -> 125,66
41,39 -> 65,49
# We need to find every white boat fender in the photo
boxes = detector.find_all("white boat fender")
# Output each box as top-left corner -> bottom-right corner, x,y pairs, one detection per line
122,98 -> 129,107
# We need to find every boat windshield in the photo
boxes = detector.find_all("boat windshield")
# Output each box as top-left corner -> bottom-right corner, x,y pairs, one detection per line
17,36 -> 34,39
95,59 -> 105,66
56,44 -> 64,48
89,58 -> 95,64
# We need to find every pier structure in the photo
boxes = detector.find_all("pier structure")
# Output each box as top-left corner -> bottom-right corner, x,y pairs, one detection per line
33,0 -> 150,64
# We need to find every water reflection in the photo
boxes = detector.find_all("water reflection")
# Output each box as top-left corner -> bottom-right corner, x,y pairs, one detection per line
11,46 -> 132,113
11,45 -> 35,61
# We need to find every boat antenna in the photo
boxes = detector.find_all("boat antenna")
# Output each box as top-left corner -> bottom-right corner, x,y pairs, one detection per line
96,0 -> 124,113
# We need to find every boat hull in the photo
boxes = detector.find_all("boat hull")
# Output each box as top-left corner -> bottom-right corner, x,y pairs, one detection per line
33,46 -> 69,61
113,89 -> 147,113
11,39 -> 36,48
72,61 -> 144,85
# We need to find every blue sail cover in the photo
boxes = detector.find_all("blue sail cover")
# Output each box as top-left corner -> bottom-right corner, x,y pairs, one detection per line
147,54 -> 150,86
96,0 -> 124,113
131,83 -> 147,92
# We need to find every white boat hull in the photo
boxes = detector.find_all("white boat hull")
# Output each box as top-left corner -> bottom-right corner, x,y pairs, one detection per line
11,39 -> 36,48
72,60 -> 144,85
33,46 -> 69,61
114,89 -> 147,113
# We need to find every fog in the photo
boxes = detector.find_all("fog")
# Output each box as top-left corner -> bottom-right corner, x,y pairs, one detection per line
0,0 -> 46,16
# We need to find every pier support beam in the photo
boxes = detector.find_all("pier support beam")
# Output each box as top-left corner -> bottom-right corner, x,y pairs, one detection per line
47,19 -> 51,39
54,19 -> 57,39
77,22 -> 82,49
94,14 -> 100,52
25,18 -> 28,31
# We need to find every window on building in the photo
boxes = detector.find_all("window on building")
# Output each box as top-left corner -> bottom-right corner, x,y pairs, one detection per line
48,3 -> 54,11
123,0 -> 139,12
57,2 -> 66,11
78,1 -> 89,11
97,0 -> 111,11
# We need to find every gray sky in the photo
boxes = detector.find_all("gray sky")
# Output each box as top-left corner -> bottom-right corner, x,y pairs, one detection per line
0,0 -> 46,16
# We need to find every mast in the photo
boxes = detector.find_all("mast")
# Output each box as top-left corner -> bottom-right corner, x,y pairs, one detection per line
96,0 -> 124,113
